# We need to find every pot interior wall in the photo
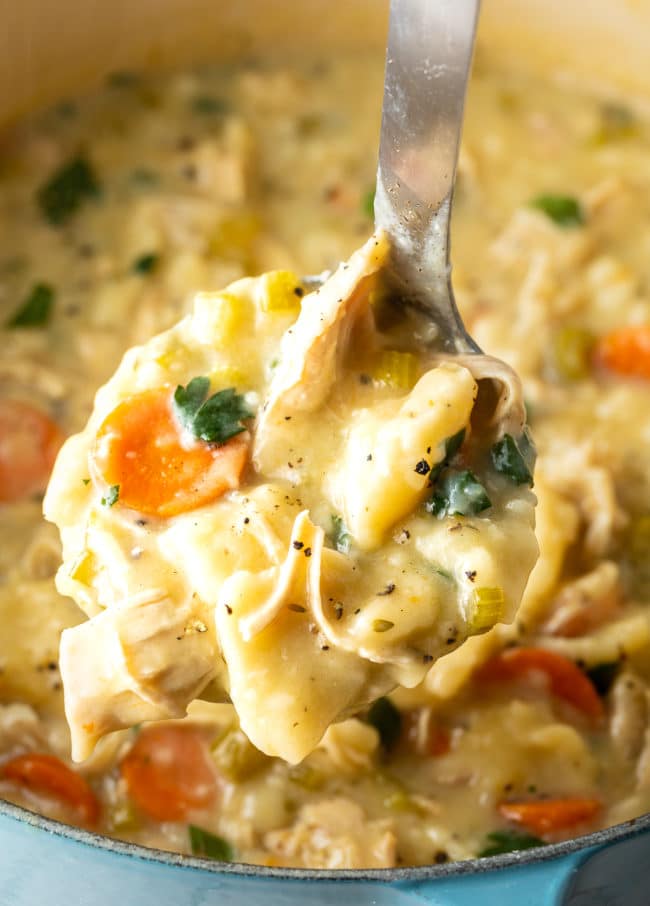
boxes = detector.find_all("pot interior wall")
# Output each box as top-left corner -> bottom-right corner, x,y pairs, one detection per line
1,0 -> 650,127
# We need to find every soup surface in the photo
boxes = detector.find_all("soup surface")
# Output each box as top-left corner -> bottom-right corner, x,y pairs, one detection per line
1,50 -> 650,868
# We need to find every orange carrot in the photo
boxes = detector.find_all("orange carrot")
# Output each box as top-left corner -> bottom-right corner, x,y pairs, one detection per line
120,725 -> 219,822
475,647 -> 604,722
91,387 -> 249,517
498,798 -> 601,835
1,753 -> 100,825
0,399 -> 62,503
594,325 -> 650,380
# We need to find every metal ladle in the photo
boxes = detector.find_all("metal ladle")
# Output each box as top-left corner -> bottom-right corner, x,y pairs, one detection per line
375,0 -> 481,354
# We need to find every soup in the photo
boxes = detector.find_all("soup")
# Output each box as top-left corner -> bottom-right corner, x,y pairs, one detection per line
1,50 -> 650,868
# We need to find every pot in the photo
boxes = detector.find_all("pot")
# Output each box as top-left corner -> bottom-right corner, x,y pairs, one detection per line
1,0 -> 650,902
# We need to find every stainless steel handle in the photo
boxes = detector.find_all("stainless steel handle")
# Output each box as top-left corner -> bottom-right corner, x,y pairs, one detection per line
374,0 -> 481,352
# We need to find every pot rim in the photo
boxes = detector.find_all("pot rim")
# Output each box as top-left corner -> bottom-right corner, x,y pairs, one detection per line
2,797 -> 649,880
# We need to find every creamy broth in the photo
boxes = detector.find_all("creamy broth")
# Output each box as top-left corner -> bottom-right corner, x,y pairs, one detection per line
1,52 -> 650,868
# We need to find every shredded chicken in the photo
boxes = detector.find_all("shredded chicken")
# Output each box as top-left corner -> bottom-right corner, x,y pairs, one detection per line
542,561 -> 623,637
264,798 -> 396,869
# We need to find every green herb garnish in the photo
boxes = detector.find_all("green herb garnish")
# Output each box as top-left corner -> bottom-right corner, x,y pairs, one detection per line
478,830 -> 546,857
362,188 -> 375,219
430,428 -> 466,481
6,283 -> 55,328
132,252 -> 159,275
130,168 -> 160,187
491,434 -> 533,486
330,514 -> 352,554
191,95 -> 229,115
529,194 -> 584,228
188,825 -> 233,862
585,661 -> 620,696
173,377 -> 254,445
101,485 -> 120,507
427,470 -> 492,518
365,697 -> 401,750
37,156 -> 100,225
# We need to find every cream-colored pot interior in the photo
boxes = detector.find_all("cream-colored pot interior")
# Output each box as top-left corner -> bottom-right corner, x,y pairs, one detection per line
1,0 -> 650,126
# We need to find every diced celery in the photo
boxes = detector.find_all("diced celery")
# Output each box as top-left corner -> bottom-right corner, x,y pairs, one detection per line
211,726 -> 268,781
109,801 -> 141,832
591,103 -> 638,145
210,293 -> 247,343
209,365 -> 247,389
552,326 -> 595,381
259,270 -> 303,314
69,550 -> 95,585
468,586 -> 505,631
373,350 -> 419,390
383,790 -> 414,812
287,763 -> 326,791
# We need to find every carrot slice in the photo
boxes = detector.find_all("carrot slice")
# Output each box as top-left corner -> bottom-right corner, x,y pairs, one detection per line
91,387 -> 249,517
0,399 -> 62,503
120,725 -> 219,822
498,798 -> 601,835
475,647 -> 604,722
594,325 -> 650,380
1,752 -> 100,825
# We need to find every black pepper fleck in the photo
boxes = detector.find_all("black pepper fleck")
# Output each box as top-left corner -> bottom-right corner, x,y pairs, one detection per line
377,583 -> 396,596
414,459 -> 430,475
293,540 -> 304,550
304,547 -> 312,557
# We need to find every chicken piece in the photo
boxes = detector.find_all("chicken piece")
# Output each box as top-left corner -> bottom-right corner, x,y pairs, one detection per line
542,561 -> 623,637
318,718 -> 380,775
60,590 -> 221,761
264,798 -> 396,869
538,443 -> 625,558
253,232 -> 389,475
609,671 -> 648,764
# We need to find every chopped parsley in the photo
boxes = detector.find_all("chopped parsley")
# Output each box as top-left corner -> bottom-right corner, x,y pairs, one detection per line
478,830 -> 546,857
362,188 -> 375,219
430,428 -> 466,481
491,434 -> 534,486
427,470 -> 492,518
101,485 -> 120,507
132,252 -> 159,275
529,194 -> 584,228
6,283 -> 55,328
173,377 -> 254,445
188,825 -> 233,862
191,95 -> 229,115
585,661 -> 620,696
365,697 -> 401,750
37,155 -> 100,225
330,514 -> 352,554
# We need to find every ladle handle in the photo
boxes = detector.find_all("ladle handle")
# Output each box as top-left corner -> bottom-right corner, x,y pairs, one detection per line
374,0 -> 481,353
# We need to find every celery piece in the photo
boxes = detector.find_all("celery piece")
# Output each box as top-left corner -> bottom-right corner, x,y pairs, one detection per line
469,587 -> 505,632
552,326 -> 595,381
211,726 -> 268,781
373,350 -> 419,390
